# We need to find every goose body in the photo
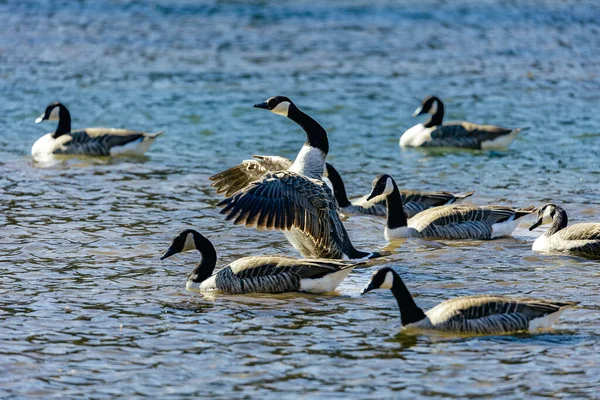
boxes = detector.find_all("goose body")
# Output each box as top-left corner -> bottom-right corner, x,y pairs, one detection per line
325,163 -> 474,218
529,204 -> 600,258
161,229 -> 363,294
362,268 -> 577,334
366,174 -> 535,240
400,96 -> 524,150
217,96 -> 386,260
33,102 -> 162,158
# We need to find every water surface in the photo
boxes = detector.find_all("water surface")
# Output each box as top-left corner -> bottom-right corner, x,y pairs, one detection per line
1,0 -> 600,398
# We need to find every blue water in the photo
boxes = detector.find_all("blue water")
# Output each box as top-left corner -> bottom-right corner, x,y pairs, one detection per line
1,0 -> 599,398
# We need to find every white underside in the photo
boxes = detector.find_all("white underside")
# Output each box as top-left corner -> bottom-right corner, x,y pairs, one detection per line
528,309 -> 564,330
480,129 -> 519,150
299,269 -> 353,293
399,124 -> 434,147
491,218 -> 521,238
109,137 -> 156,156
186,275 -> 218,292
385,226 -> 412,240
288,145 -> 326,178
31,133 -> 56,156
532,234 -> 551,252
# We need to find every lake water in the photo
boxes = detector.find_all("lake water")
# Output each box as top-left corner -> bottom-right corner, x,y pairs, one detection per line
1,0 -> 599,398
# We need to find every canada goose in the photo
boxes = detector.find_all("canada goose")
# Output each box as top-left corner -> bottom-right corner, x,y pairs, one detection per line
529,203 -> 600,257
362,267 -> 577,334
161,229 -> 365,293
400,96 -> 525,150
217,96 -> 387,260
324,163 -> 475,217
366,174 -> 535,240
32,102 -> 162,158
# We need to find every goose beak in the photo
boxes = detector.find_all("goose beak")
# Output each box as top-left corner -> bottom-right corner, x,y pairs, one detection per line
366,190 -> 378,202
412,106 -> 424,117
361,282 -> 375,295
160,246 -> 177,260
253,102 -> 269,110
529,219 -> 542,231
35,114 -> 45,124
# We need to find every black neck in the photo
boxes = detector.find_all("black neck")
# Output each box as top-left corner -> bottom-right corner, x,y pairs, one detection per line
390,271 -> 426,325
189,234 -> 218,283
53,106 -> 72,138
547,206 -> 569,236
423,98 -> 444,128
287,104 -> 329,154
325,164 -> 351,207
386,183 -> 408,229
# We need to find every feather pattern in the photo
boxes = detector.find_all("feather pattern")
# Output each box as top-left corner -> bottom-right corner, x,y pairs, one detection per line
209,257 -> 360,293
48,129 -> 158,156
405,204 -> 534,239
218,171 -> 356,259
417,295 -> 575,334
210,155 -> 293,197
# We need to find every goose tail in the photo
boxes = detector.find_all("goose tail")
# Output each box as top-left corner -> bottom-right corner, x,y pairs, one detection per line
145,131 -> 164,139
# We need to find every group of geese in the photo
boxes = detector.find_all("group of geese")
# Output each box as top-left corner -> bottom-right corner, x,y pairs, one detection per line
33,96 -> 599,335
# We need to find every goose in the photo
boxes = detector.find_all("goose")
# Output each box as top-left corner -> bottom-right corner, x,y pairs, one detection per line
529,203 -> 600,257
366,174 -> 535,240
361,267 -> 577,334
161,229 -> 365,293
217,96 -> 387,260
32,102 -> 162,158
324,163 -> 475,217
400,96 -> 525,150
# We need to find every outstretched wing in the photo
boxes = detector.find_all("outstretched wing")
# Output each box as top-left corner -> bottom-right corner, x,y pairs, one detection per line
218,171 -> 340,251
55,129 -> 148,156
209,155 -> 293,196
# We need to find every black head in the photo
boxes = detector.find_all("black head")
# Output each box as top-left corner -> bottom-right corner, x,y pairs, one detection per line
529,203 -> 557,231
253,96 -> 295,116
366,174 -> 396,201
160,229 -> 202,260
35,101 -> 66,124
361,267 -> 397,294
412,95 -> 442,117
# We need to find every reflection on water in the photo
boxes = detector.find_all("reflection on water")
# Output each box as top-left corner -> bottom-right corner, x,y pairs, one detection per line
1,0 -> 600,398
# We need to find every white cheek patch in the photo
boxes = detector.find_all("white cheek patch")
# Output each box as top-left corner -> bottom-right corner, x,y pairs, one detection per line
429,101 -> 438,115
182,233 -> 196,252
383,177 -> 394,195
541,207 -> 554,225
48,106 -> 60,121
271,101 -> 290,117
380,271 -> 394,289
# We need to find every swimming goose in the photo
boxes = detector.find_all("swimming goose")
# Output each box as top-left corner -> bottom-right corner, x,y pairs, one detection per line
529,203 -> 600,257
362,267 -> 577,334
366,174 -> 535,240
161,229 -> 365,293
400,96 -> 525,150
217,96 -> 386,260
32,102 -> 162,157
325,163 -> 474,217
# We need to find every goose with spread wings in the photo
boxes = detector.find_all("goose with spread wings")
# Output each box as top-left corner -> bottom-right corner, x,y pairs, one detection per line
216,96 -> 386,260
